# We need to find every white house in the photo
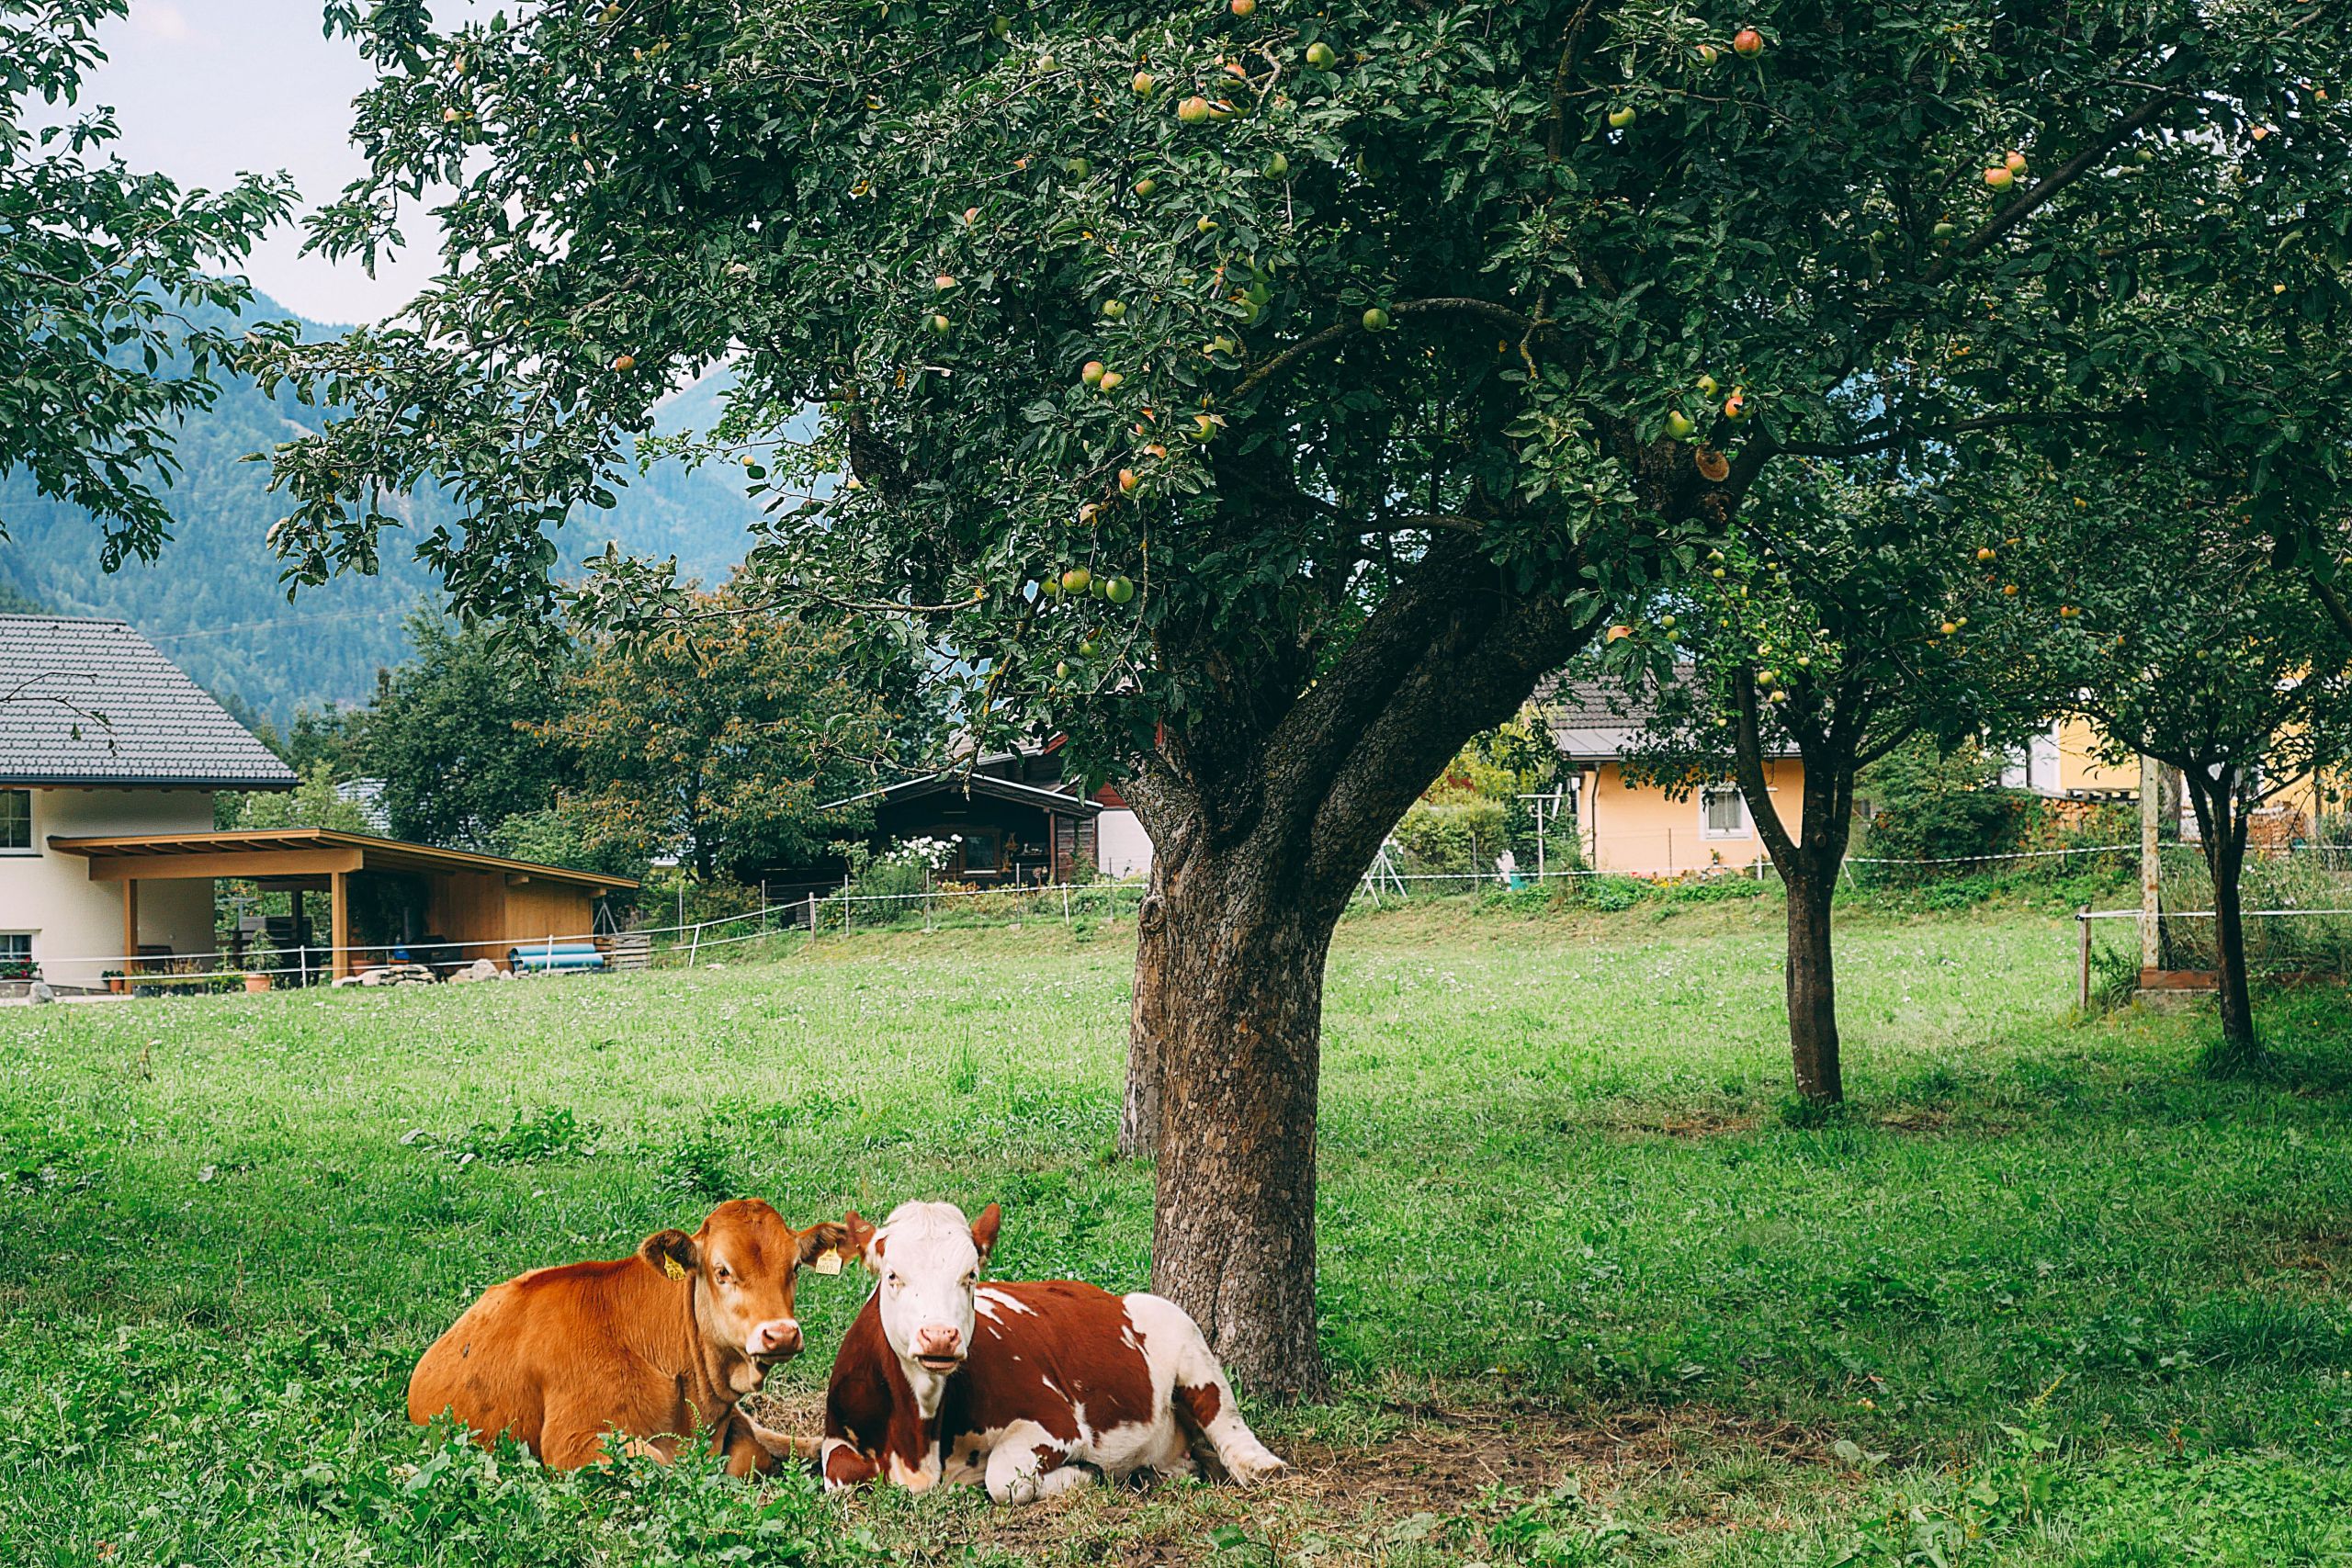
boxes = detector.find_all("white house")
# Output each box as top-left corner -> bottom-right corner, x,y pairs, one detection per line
1,615 -> 295,987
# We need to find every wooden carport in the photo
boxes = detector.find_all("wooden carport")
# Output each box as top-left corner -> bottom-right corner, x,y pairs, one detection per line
47,828 -> 636,980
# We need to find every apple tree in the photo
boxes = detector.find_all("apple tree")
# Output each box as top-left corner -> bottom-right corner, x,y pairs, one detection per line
1,0 -> 290,565
2004,460 -> 2352,1069
259,0 -> 2352,1393
1612,465 -> 2067,1101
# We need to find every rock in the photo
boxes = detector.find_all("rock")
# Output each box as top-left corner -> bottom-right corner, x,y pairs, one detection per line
28,981 -> 54,1005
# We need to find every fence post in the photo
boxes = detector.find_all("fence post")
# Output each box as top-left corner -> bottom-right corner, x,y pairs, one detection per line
687,920 -> 701,965
806,892 -> 818,938
1061,883 -> 1071,927
2077,905 -> 2092,1012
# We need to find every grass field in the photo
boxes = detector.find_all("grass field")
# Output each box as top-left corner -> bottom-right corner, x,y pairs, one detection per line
5,894 -> 2351,1566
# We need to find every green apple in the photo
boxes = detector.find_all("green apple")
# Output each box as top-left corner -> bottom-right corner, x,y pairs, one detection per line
1178,95 -> 1212,124
1305,40 -> 1337,69
1665,411 -> 1696,439
1105,575 -> 1136,604
1082,360 -> 1106,387
1609,106 -> 1635,129
1362,306 -> 1391,331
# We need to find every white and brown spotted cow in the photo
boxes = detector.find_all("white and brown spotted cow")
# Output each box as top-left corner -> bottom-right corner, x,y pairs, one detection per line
819,1201 -> 1285,1502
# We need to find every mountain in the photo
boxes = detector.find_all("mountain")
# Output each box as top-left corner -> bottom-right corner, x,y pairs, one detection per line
0,291 -> 765,724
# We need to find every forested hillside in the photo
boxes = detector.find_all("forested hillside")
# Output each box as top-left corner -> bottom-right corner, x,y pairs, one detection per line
0,293 -> 762,723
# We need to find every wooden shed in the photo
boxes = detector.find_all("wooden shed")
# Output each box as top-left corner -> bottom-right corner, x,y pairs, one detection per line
47,828 -> 636,981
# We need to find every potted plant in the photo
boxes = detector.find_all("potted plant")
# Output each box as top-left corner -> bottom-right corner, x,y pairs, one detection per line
243,933 -> 277,994
102,968 -> 127,995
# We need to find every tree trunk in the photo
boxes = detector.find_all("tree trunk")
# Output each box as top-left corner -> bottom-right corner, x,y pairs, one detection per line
1133,836 -> 1334,1401
2200,782 -> 2258,1058
2184,765 -> 2259,1068
1106,536 -> 1611,1399
1729,671 -> 1857,1105
1783,858 -> 1843,1102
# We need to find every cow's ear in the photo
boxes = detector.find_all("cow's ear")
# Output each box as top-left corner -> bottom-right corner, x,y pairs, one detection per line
842,1210 -> 881,1272
969,1202 -> 1002,1262
796,1222 -> 850,1273
639,1229 -> 698,1280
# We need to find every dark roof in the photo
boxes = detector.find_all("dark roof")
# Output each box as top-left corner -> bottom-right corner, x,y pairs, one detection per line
823,772 -> 1103,815
0,615 -> 298,789
1535,668 -> 1799,761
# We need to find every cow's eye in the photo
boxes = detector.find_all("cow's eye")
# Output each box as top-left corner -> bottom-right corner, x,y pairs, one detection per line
960,1273 -> 977,1288
713,1267 -> 732,1284
885,1272 -> 903,1289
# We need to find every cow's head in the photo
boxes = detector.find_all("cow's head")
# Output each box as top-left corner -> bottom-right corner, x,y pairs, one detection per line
843,1200 -> 1001,1376
639,1199 -> 851,1379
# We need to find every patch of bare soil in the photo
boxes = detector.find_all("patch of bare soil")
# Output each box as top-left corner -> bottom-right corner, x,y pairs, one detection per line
1598,1106 -> 1763,1140
746,1393 -> 1824,1566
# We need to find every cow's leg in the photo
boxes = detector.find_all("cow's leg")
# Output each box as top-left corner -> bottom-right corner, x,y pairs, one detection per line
717,1414 -> 780,1477
1168,1327 -> 1285,1483
982,1424 -> 1089,1505
820,1437 -> 882,1490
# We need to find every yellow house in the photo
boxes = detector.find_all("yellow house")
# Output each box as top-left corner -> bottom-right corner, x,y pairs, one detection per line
1542,677 -> 1804,874
1538,682 -> 2328,874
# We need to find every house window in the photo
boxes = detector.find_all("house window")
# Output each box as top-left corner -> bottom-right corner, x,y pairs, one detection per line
959,827 -> 1003,874
0,933 -> 31,979
1700,785 -> 1748,838
0,790 -> 29,852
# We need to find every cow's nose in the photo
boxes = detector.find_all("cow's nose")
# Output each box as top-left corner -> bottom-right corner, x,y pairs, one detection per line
911,1325 -> 964,1359
747,1318 -> 802,1359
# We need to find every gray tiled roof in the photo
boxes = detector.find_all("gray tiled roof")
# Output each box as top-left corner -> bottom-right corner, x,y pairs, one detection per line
1534,667 -> 1798,761
0,615 -> 297,788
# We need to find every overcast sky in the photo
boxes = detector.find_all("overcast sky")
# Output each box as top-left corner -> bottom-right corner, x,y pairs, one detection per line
68,0 -> 489,326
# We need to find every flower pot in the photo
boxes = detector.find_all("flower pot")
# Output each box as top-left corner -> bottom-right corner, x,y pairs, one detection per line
243,974 -> 272,994
107,976 -> 128,995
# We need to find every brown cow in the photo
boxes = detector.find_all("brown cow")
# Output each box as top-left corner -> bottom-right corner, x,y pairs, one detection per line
410,1199 -> 849,1473
819,1201 -> 1285,1501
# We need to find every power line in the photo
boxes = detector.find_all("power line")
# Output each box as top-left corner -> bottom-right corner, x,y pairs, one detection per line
143,604 -> 422,644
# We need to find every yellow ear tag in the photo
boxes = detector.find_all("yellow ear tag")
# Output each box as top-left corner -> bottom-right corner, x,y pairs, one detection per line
810,1251 -> 843,1276
662,1254 -> 688,1280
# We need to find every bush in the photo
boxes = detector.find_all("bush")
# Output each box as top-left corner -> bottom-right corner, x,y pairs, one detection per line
1854,738 -> 2029,874
1393,798 -> 1511,876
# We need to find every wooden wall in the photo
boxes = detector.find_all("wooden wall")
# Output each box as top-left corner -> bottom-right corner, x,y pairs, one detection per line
424,870 -> 598,967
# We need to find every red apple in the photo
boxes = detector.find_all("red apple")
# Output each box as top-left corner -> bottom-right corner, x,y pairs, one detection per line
1732,27 -> 1763,56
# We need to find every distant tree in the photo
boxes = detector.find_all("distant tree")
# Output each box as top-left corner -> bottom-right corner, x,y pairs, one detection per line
0,1 -> 289,561
547,591 -> 901,884
220,761 -> 373,835
262,0 -> 2352,1391
1853,738 -> 2025,868
2036,474 -> 2352,1069
356,615 -> 574,849
1619,468 -> 2064,1101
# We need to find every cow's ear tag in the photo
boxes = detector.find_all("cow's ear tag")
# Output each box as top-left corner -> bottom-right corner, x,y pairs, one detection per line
662,1253 -> 689,1281
809,1250 -> 843,1276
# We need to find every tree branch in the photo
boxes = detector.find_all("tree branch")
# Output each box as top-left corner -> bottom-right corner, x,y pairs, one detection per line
1235,298 -> 1535,402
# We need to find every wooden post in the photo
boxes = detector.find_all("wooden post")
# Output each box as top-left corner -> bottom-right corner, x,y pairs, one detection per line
2140,753 -> 2162,976
330,870 -> 352,981
1061,882 -> 1071,927
121,878 -> 139,971
2078,905 -> 2093,1012
806,892 -> 818,936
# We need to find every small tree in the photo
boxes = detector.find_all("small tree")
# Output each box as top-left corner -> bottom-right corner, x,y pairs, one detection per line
1619,468 -> 2063,1101
1,1 -> 289,559
2044,493 -> 2352,1067
547,590 -> 907,884
356,614 -> 576,849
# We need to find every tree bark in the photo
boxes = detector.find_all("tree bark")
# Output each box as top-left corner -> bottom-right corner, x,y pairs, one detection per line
1132,836 -> 1335,1402
1783,858 -> 1843,1102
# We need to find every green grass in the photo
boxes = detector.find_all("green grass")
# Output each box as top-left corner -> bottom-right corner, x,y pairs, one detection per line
5,896 -> 2350,1565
